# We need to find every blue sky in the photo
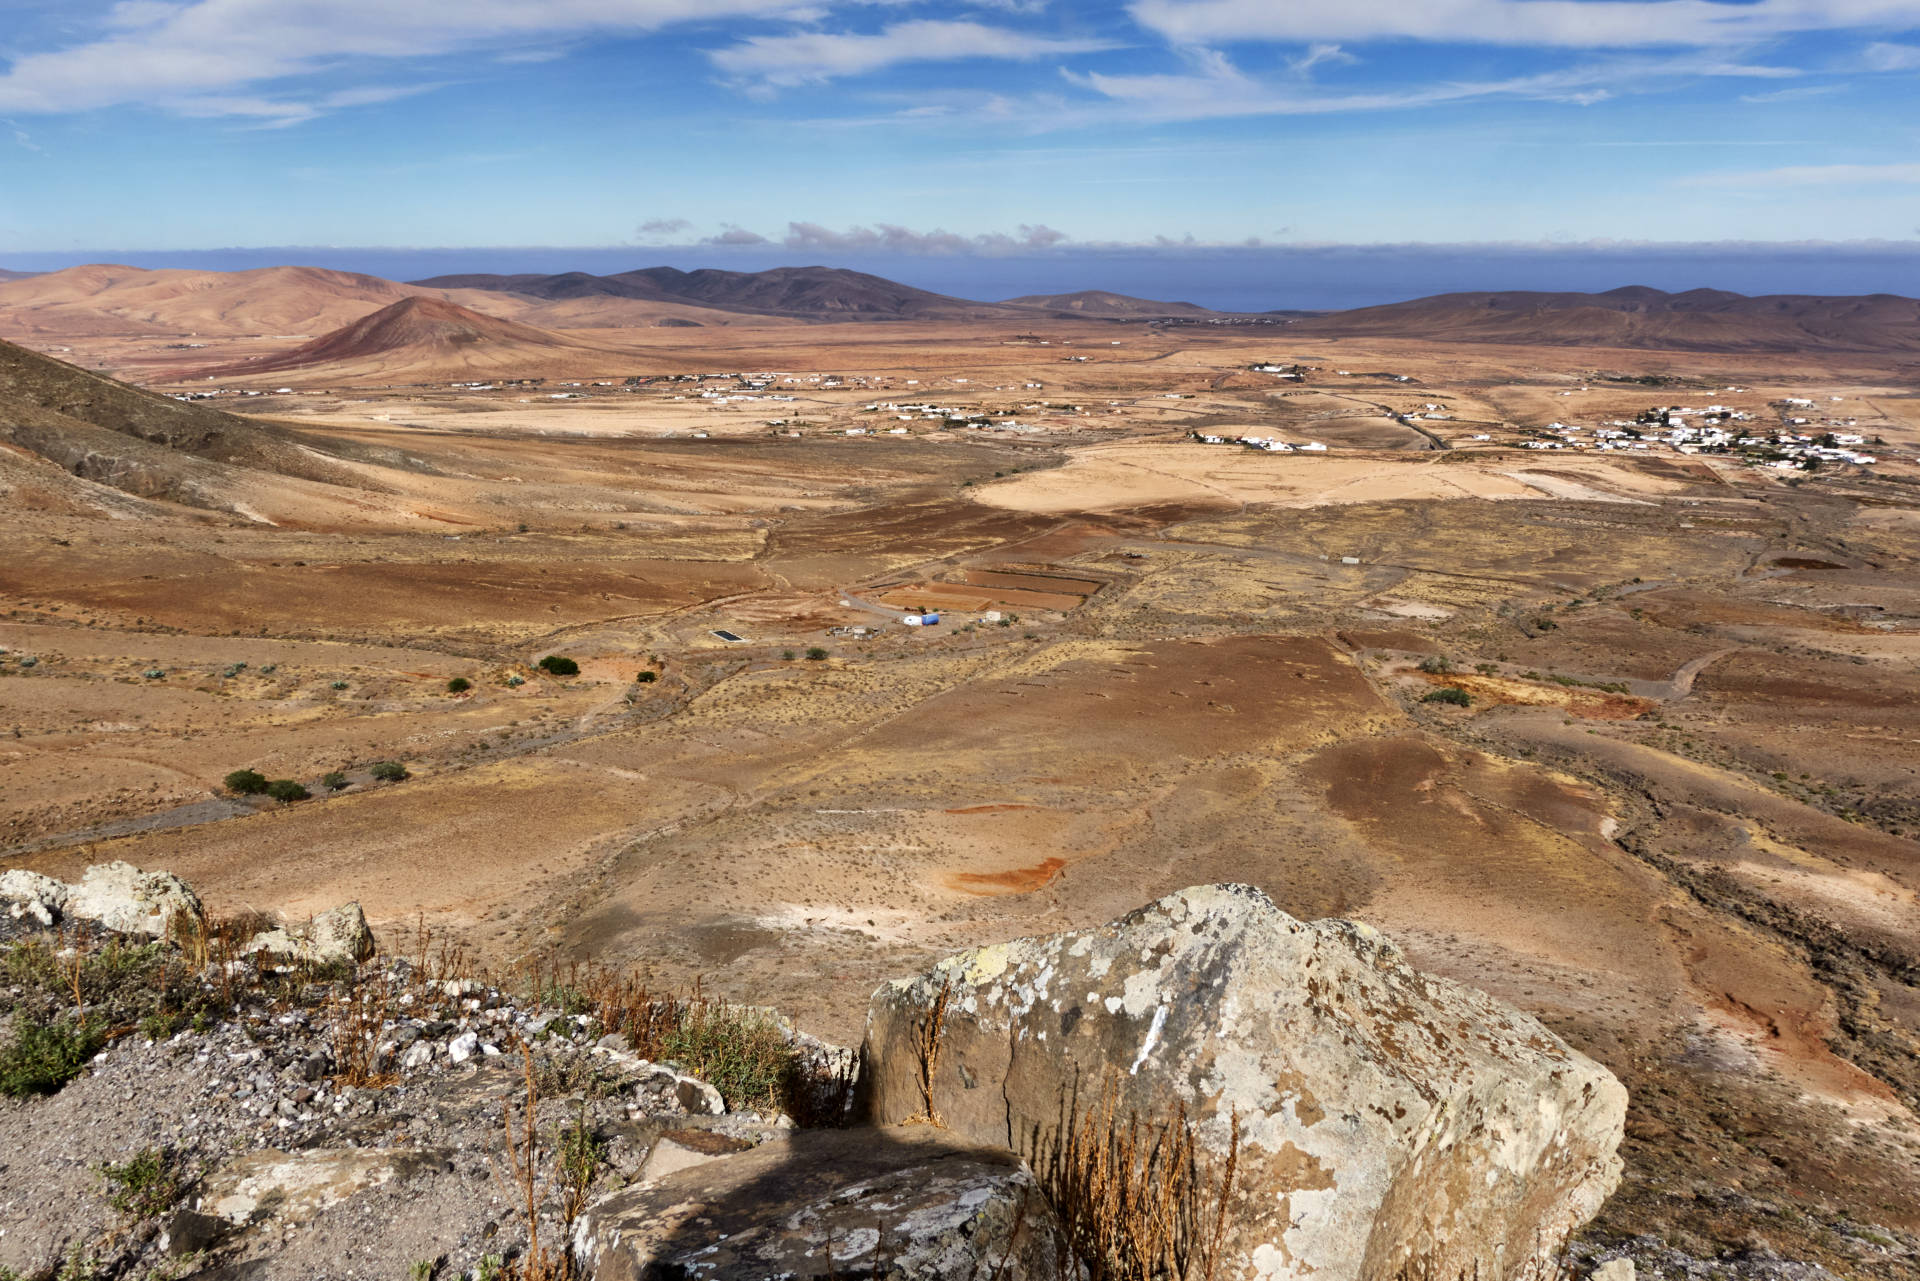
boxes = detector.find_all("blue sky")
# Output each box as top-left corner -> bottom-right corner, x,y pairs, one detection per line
2,0 -> 1919,306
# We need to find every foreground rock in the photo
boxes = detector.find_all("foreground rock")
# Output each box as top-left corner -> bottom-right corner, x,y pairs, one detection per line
574,1125 -> 1070,1280
242,901 -> 376,966
863,883 -> 1628,1281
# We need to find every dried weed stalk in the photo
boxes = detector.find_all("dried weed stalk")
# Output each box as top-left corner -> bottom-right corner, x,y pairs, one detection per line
908,978 -> 953,1126
1032,1077 -> 1239,1281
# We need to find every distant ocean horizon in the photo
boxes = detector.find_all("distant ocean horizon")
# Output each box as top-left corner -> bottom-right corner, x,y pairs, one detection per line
4,242 -> 1917,314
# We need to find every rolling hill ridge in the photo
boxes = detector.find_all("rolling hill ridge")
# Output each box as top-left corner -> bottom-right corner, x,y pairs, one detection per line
1291,285 -> 1920,353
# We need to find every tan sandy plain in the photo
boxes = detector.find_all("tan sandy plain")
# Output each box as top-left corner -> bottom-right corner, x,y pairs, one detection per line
5,308 -> 1920,1266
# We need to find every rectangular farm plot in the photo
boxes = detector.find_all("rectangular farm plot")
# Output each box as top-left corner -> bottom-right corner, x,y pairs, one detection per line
877,565 -> 1105,614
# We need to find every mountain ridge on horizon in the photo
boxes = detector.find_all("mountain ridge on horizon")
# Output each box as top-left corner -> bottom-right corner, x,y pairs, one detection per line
3,260 -> 1919,353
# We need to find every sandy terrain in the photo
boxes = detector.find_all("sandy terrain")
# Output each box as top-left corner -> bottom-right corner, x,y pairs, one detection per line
4,313 -> 1920,1269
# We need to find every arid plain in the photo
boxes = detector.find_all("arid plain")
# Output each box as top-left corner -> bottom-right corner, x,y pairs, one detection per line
5,266 -> 1920,1270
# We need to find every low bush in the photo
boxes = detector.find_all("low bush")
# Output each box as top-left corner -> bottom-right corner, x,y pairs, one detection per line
1416,655 -> 1453,674
0,1012 -> 104,1097
658,1004 -> 795,1115
369,761 -> 409,782
805,647 -> 828,661
537,655 -> 579,677
447,677 -> 472,694
321,771 -> 349,791
98,1148 -> 181,1219
265,779 -> 310,803
1421,686 -> 1473,707
223,769 -> 268,795
635,670 -> 657,683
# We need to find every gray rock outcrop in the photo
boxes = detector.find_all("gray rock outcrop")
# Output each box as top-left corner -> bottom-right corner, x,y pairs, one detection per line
573,1125 -> 1071,1281
861,883 -> 1627,1281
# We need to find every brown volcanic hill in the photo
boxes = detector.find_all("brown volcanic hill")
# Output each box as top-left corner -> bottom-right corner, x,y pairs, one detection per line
0,264 -> 520,339
0,334 -> 368,511
416,265 -> 1021,322
1295,286 -> 1920,353
1003,289 -> 1216,318
193,296 -> 637,381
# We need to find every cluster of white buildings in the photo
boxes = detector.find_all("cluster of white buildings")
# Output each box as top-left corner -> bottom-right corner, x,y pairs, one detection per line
1191,431 -> 1327,453
1520,400 -> 1880,470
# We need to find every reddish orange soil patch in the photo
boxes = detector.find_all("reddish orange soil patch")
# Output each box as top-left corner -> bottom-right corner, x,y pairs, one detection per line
952,856 -> 1067,894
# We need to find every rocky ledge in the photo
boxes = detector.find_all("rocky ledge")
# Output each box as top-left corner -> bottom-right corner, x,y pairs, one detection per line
0,868 -> 1654,1280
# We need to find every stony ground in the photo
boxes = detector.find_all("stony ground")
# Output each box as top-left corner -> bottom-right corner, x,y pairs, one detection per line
0,916 -> 841,1281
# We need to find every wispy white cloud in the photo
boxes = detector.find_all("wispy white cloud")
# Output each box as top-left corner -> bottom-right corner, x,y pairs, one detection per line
1738,83 -> 1843,103
2,116 -> 41,151
1290,43 -> 1356,73
1052,48 -> 1793,125
1863,40 -> 1920,69
1683,161 -> 1920,187
1128,0 -> 1920,50
0,0 -> 825,117
708,20 -> 1118,88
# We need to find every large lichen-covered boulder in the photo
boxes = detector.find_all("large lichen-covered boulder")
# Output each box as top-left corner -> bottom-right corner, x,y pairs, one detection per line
862,883 -> 1626,1281
573,1125 -> 1072,1280
64,862 -> 204,939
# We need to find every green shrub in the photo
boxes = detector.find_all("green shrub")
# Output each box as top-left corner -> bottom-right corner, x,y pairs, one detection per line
223,769 -> 268,795
447,677 -> 471,694
369,761 -> 409,782
635,670 -> 657,683
264,779 -> 310,803
659,1005 -> 796,1114
98,1148 -> 180,1219
537,655 -> 579,676
1416,655 -> 1452,674
1421,686 -> 1473,707
0,1013 -> 103,1097
330,680 -> 348,690
805,647 -> 828,661
782,650 -> 796,661
321,771 -> 349,791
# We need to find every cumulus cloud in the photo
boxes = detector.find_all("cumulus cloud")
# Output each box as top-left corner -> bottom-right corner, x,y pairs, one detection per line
686,222 -> 1077,254
708,20 -> 1117,88
0,0 -> 823,116
1127,0 -> 1920,50
703,225 -> 772,245
775,221 -> 1073,253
